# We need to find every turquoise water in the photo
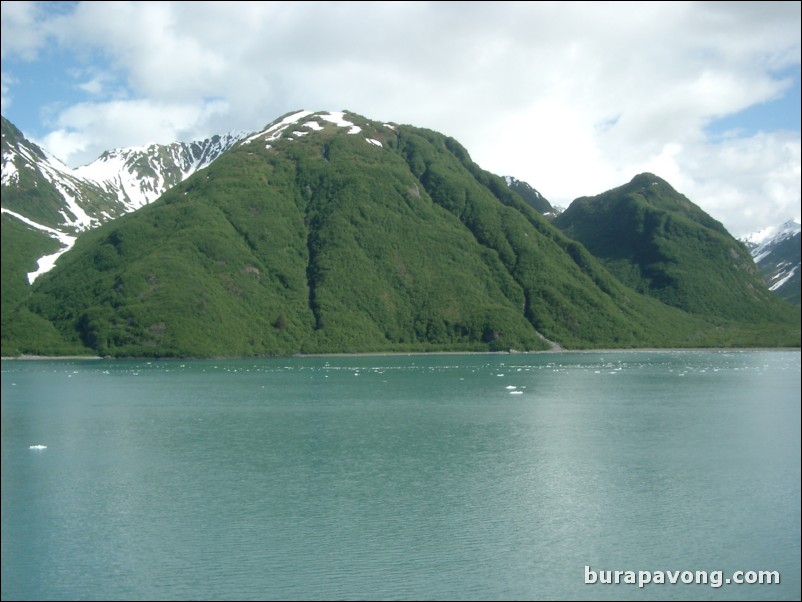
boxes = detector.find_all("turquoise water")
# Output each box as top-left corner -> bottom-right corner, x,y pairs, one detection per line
1,351 -> 799,600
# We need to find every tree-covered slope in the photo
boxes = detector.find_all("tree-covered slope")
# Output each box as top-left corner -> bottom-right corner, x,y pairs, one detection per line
4,112 -> 797,357
0,214 -> 88,356
552,173 -> 796,323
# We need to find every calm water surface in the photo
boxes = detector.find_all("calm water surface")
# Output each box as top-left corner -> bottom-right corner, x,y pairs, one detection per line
1,351 -> 800,600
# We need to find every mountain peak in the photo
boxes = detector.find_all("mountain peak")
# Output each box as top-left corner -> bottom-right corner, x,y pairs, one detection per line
502,175 -> 554,215
629,172 -> 670,187
743,218 -> 801,247
241,110 -> 394,151
553,173 -> 781,318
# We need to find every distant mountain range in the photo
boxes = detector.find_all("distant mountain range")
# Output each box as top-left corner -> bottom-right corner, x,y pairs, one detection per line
2,116 -> 241,230
742,220 -> 801,305
1,111 -> 798,357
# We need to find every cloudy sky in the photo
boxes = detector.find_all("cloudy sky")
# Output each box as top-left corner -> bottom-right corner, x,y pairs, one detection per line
1,1 -> 800,237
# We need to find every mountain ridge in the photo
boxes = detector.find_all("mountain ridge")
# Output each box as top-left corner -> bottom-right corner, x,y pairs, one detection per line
2,115 -> 243,284
2,110 -> 798,357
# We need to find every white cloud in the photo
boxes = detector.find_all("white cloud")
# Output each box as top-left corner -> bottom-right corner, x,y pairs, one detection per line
680,131 -> 801,237
37,98 -> 230,166
3,1 -> 800,236
75,70 -> 113,96
1,71 -> 15,112
0,0 -> 48,60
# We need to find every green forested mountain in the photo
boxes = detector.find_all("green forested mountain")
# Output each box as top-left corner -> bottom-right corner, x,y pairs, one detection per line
2,112 -> 798,357
552,173 -> 796,322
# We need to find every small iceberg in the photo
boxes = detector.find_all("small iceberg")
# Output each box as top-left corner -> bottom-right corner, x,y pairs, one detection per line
505,385 -> 517,390
29,444 -> 47,450
509,390 -> 523,395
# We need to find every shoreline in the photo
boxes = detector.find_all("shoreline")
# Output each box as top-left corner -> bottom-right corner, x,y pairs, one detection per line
2,347 -> 799,361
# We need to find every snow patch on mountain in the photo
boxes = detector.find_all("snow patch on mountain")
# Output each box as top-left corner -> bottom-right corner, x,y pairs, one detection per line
243,110 -> 313,145
2,151 -> 19,185
320,111 -> 362,134
1,208 -> 77,283
36,155 -> 97,230
769,264 -> 798,291
243,110 -> 368,148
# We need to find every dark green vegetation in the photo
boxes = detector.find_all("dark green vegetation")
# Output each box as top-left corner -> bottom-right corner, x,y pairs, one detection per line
504,176 -> 554,214
553,174 -> 798,321
2,112 -> 798,357
0,215 -> 88,356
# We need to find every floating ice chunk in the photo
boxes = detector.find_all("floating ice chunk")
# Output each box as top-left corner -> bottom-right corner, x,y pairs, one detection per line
505,385 -> 517,390
509,390 -> 523,395
29,445 -> 47,450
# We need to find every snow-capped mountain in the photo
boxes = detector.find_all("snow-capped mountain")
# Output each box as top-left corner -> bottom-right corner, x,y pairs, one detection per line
2,115 -> 243,283
2,116 -> 112,232
74,132 -> 244,212
743,219 -> 801,304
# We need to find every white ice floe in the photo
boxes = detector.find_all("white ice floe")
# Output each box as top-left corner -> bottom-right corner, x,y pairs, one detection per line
29,445 -> 47,450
